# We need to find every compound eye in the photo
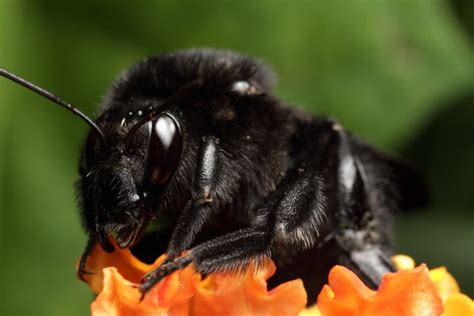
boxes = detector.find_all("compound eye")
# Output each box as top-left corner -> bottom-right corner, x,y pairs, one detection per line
148,113 -> 182,185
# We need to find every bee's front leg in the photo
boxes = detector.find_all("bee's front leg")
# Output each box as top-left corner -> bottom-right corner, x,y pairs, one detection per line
165,136 -> 222,260
140,227 -> 271,295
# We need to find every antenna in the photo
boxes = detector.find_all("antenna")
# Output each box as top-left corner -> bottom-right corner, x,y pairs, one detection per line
0,68 -> 107,144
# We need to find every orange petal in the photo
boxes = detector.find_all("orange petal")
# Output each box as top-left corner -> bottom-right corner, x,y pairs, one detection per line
91,267 -> 155,316
82,243 -> 307,316
90,266 -> 198,316
317,265 -> 444,316
371,264 -> 444,316
318,284 -> 358,315
192,261 -> 307,316
78,242 -> 165,294
392,256 -> 472,311
317,266 -> 375,315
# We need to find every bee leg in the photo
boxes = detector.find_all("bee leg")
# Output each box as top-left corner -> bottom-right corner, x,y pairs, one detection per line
77,237 -> 97,282
142,153 -> 333,295
339,244 -> 395,289
165,136 -> 221,260
140,227 -> 271,295
334,128 -> 395,288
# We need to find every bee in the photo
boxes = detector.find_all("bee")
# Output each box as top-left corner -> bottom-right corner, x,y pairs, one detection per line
1,49 -> 428,303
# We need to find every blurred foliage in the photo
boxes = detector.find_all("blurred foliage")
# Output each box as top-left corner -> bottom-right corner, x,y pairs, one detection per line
0,0 -> 472,315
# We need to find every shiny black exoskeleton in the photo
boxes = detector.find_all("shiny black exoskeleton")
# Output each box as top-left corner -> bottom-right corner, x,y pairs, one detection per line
1,49 -> 428,304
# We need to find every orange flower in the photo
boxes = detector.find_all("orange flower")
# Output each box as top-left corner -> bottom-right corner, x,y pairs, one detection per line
316,265 -> 443,316
313,257 -> 473,316
80,246 -> 473,316
393,255 -> 474,316
80,243 -> 307,316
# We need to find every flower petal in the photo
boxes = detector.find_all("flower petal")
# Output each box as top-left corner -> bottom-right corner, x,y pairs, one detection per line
192,262 -> 307,316
83,243 -> 307,316
317,264 -> 444,316
442,293 -> 474,316
91,267 -> 155,316
299,304 -> 321,316
429,267 -> 461,302
392,254 -> 415,270
79,242 -> 164,294
372,264 -> 443,316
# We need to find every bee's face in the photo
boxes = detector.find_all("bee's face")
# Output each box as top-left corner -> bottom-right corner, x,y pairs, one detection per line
79,105 -> 184,250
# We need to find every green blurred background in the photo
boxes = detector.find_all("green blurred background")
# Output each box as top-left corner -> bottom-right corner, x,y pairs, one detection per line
0,0 -> 473,314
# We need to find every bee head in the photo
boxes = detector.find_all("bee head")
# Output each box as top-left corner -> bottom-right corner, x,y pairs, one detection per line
78,99 -> 186,251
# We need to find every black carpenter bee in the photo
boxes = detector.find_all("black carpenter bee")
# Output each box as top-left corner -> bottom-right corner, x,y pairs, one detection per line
1,49 -> 428,303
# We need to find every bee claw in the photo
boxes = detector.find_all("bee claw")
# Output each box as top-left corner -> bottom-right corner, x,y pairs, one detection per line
132,281 -> 154,302
138,291 -> 146,303
77,269 -> 96,282
138,266 -> 171,298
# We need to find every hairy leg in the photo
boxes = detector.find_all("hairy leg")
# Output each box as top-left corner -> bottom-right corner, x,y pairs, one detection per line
166,136 -> 221,260
140,227 -> 271,294
333,126 -> 395,288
